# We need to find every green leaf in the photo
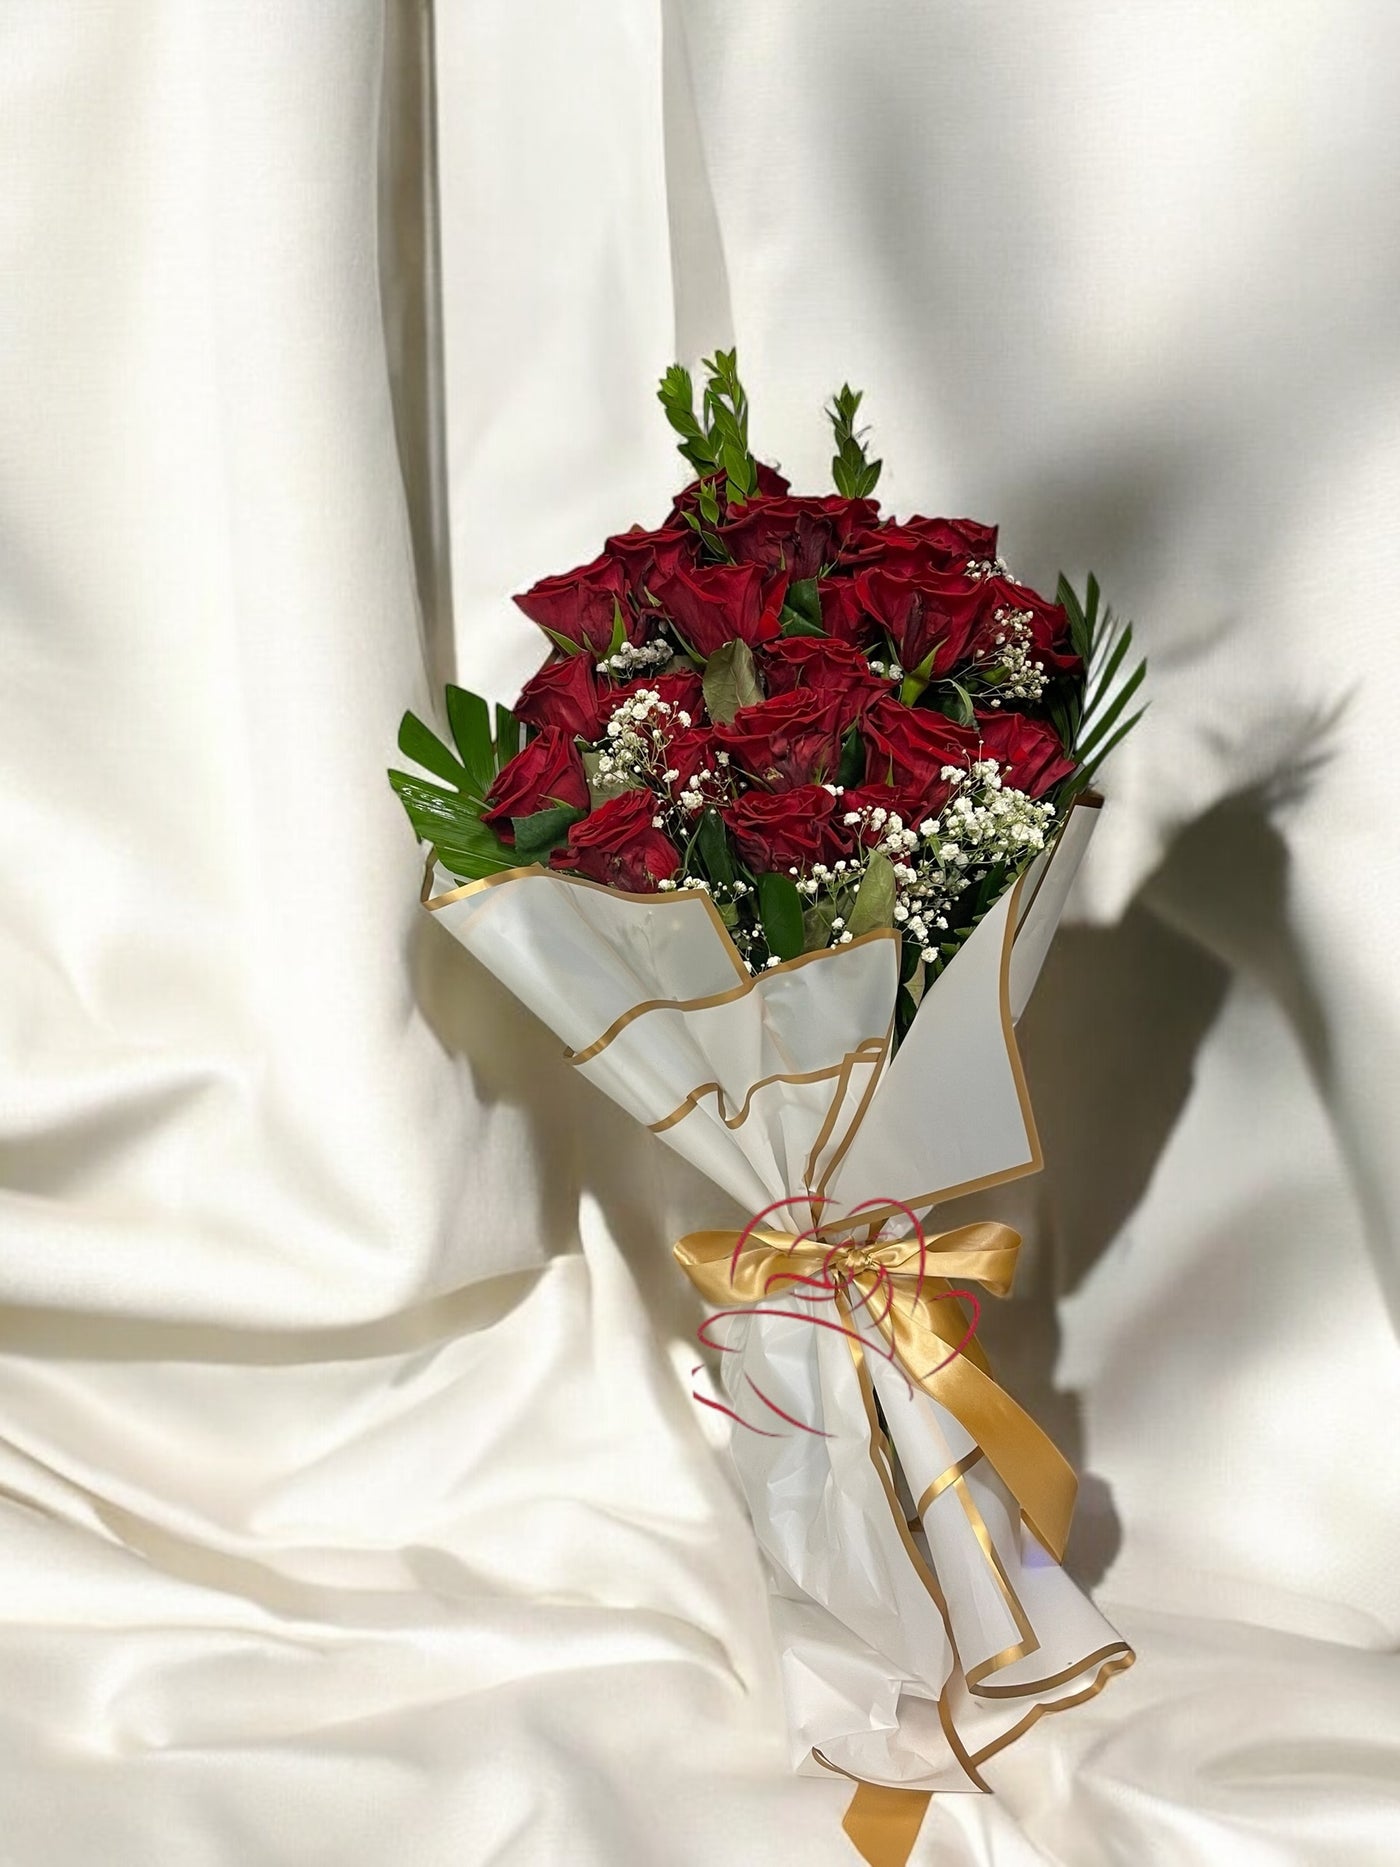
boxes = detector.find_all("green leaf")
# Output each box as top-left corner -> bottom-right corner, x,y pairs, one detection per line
1077,657 -> 1147,764
511,804 -> 585,862
837,725 -> 864,788
538,625 -> 585,658
779,610 -> 827,639
693,807 -> 737,889
702,637 -> 763,723
939,679 -> 976,727
826,382 -> 882,497
1079,704 -> 1148,784
607,601 -> 627,659
494,704 -> 521,769
846,850 -> 897,936
397,711 -> 469,790
388,769 -> 514,873
756,871 -> 805,962
1056,575 -> 1091,665
785,577 -> 823,631
445,686 -> 494,795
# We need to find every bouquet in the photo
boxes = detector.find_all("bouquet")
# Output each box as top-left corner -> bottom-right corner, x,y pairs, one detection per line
390,355 -> 1145,1860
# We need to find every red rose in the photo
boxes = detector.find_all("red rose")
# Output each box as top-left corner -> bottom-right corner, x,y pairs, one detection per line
712,689 -> 847,791
720,495 -> 878,581
857,567 -> 985,676
818,576 -> 875,645
652,561 -> 786,659
513,654 -> 608,740
662,725 -> 725,804
667,463 -> 791,528
862,696 -> 979,800
759,637 -> 889,729
550,790 -> 681,892
609,668 -> 705,725
722,783 -> 839,874
604,524 -> 696,601
971,578 -> 1081,676
482,727 -> 589,841
975,712 -> 1076,798
514,551 -> 636,656
836,780 -> 946,848
845,515 -> 998,574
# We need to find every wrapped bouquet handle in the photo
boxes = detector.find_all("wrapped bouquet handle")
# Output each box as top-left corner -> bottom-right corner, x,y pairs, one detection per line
674,1219 -> 1077,1561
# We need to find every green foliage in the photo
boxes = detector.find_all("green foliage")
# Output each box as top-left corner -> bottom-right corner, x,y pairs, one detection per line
826,383 -> 882,499
846,850 -> 897,936
387,693 -> 525,880
702,637 -> 763,723
779,576 -> 826,638
511,804 -> 584,863
657,349 -> 760,510
1054,574 -> 1149,795
756,871 -> 805,961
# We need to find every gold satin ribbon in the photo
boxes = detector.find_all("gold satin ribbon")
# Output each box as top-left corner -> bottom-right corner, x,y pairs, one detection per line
842,1783 -> 933,1866
673,1220 -> 1077,1562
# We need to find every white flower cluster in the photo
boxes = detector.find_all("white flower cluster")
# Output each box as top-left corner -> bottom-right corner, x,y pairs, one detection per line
674,747 -> 731,817
966,556 -> 1013,581
591,687 -> 689,792
978,607 -> 1047,704
596,638 -> 673,678
842,759 -> 1053,965
867,658 -> 905,683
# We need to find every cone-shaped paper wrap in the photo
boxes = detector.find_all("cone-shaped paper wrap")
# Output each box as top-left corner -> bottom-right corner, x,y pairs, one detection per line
423,795 -> 1131,1791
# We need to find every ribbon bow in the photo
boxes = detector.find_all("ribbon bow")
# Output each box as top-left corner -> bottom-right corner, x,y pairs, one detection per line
674,1217 -> 1076,1562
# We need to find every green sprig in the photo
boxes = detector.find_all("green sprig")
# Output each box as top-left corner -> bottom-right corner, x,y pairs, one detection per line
826,383 -> 882,499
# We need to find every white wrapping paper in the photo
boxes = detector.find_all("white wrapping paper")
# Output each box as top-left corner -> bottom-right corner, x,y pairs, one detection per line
424,794 -> 1130,1790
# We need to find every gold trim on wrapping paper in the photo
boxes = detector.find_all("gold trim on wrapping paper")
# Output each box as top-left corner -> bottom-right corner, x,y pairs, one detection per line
568,929 -> 899,1067
948,1472 -> 1040,1687
648,1039 -> 889,1135
914,1447 -> 986,1516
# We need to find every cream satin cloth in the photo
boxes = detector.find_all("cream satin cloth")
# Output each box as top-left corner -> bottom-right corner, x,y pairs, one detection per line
1,3 -> 1397,1863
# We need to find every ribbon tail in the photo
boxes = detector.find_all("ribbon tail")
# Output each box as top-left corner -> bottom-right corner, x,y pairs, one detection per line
842,1783 -> 932,1866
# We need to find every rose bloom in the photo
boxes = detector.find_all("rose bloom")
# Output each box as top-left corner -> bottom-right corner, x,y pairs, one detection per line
720,494 -> 878,581
861,696 -> 979,801
513,551 -> 636,657
836,779 -> 946,849
759,637 -> 889,730
608,668 -> 704,724
974,711 -> 1077,798
652,561 -> 786,658
817,576 -> 874,645
712,689 -> 847,791
844,515 -> 998,574
482,727 -> 589,841
513,654 -> 608,740
971,578 -> 1081,676
604,524 -> 696,601
550,789 -> 681,892
856,566 -> 985,675
722,782 -> 840,874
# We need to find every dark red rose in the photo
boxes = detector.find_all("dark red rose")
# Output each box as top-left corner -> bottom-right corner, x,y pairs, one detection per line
722,783 -> 839,874
550,789 -> 681,892
844,515 -> 998,574
712,689 -> 847,791
513,551 -> 636,657
818,576 -> 875,646
662,725 -> 725,804
862,696 -> 980,800
759,637 -> 889,730
856,567 -> 984,676
835,780 -> 947,849
720,495 -> 879,581
609,667 -> 705,725
513,654 -> 608,740
667,463 -> 792,528
652,561 -> 786,659
975,712 -> 1077,798
482,727 -> 589,841
971,578 -> 1081,676
604,524 -> 696,601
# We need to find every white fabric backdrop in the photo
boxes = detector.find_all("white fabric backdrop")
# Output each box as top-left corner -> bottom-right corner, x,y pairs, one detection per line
1,1 -> 1397,1861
